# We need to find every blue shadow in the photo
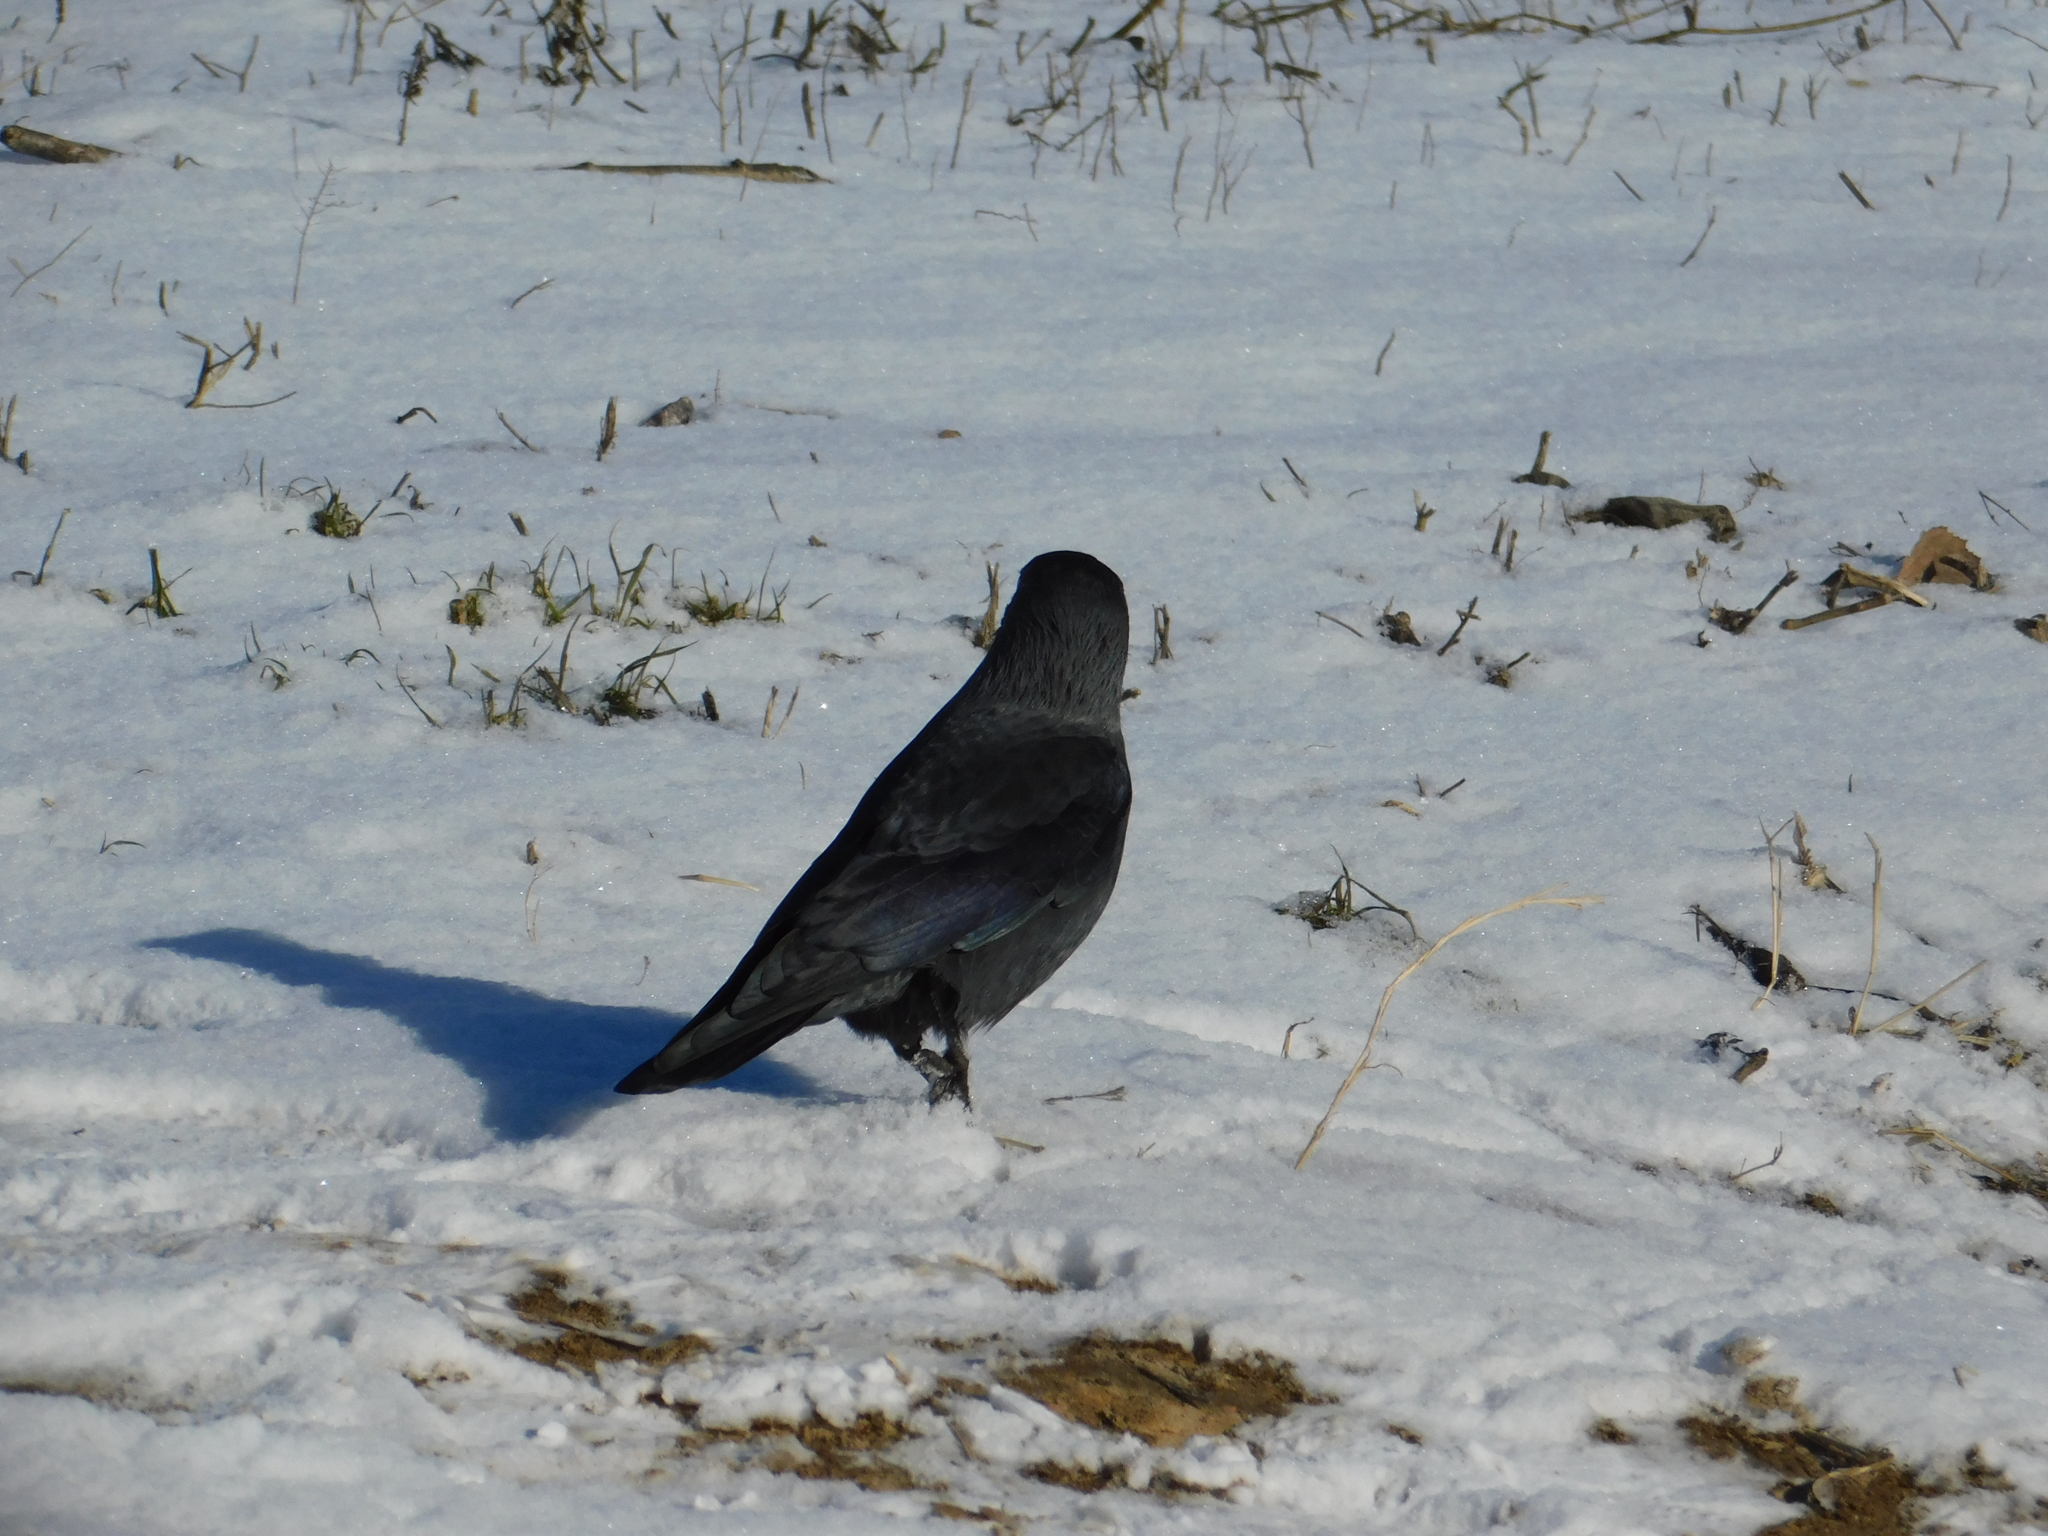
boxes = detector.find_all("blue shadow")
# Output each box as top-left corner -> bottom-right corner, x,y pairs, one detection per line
144,929 -> 823,1142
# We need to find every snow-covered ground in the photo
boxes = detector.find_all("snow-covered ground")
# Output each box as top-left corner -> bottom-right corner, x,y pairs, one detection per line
4,0 -> 2048,1530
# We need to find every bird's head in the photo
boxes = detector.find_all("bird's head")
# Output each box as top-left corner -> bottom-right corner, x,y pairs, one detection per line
978,550 -> 1130,721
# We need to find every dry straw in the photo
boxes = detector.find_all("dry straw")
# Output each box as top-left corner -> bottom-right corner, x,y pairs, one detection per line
1868,959 -> 1986,1036
1847,835 -> 1883,1034
1295,886 -> 1602,1169
1752,816 -> 1792,1008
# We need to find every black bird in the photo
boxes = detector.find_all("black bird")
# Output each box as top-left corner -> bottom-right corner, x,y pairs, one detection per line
617,550 -> 1132,1107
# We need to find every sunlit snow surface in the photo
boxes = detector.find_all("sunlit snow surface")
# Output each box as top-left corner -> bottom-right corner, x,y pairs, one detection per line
4,1 -> 2048,1530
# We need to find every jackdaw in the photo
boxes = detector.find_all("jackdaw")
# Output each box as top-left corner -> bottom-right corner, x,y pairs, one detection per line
617,550 -> 1132,1107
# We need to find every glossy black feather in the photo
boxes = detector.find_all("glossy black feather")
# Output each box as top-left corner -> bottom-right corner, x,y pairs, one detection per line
616,550 -> 1131,1103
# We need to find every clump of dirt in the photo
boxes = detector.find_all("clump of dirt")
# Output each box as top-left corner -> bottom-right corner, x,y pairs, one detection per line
996,1336 -> 1315,1449
688,1413 -> 923,1492
1590,1417 -> 1636,1444
1571,496 -> 1738,543
1378,607 -> 1421,647
1689,905 -> 1806,993
500,1268 -> 709,1374
1681,1409 -> 1923,1536
1743,1375 -> 1805,1415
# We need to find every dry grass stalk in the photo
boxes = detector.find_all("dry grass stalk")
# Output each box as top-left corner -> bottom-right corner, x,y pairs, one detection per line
972,563 -> 1001,648
597,396 -> 618,461
1868,959 -> 1986,1036
680,872 -> 760,890
1847,836 -> 1882,1034
496,410 -> 541,452
1151,604 -> 1172,663
1708,569 -> 1798,634
1295,886 -> 1603,1168
564,159 -> 829,183
0,394 -> 20,472
1884,1121 -> 2048,1207
23,507 -> 68,585
181,331 -> 250,408
128,547 -> 185,618
1511,429 -> 1569,488
1834,565 -> 1931,608
1436,596 -> 1480,656
762,684 -> 801,737
291,165 -> 340,305
1752,817 -> 1791,1008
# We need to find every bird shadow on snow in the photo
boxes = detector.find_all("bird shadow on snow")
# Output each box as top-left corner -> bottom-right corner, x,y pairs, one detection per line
142,929 -> 826,1142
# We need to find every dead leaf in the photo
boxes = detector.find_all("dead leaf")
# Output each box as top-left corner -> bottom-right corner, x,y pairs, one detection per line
1897,526 -> 1989,589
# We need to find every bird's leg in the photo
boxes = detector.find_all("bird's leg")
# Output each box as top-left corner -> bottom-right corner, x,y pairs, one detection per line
943,1031 -> 973,1108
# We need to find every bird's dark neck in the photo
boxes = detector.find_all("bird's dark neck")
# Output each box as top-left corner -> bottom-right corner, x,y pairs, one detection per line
968,609 -> 1127,724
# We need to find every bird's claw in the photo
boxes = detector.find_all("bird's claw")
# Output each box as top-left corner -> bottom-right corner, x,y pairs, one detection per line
912,1048 -> 972,1110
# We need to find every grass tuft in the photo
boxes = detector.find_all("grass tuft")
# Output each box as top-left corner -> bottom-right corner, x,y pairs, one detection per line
304,483 -> 367,539
127,547 -> 186,618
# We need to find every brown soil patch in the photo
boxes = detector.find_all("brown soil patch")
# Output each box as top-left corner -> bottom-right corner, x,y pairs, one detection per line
1681,1410 -> 1923,1536
500,1269 -> 709,1375
929,1334 -> 1003,1354
931,1503 -> 1024,1535
1589,1417 -> 1636,1444
690,1413 -> 924,1492
997,1336 -> 1314,1449
1024,1459 -> 1125,1492
1148,1468 -> 1235,1500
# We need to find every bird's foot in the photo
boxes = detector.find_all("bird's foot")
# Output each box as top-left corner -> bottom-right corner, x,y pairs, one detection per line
911,1048 -> 972,1110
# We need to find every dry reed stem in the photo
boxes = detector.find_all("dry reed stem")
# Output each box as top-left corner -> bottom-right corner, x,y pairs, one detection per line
1752,817 -> 1791,1009
1869,959 -> 1986,1036
1848,835 -> 1883,1034
1883,1121 -> 2048,1206
1295,887 -> 1603,1169
563,159 -> 828,182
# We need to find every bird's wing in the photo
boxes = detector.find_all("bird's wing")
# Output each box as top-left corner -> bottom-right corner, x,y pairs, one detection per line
727,728 -> 1128,1014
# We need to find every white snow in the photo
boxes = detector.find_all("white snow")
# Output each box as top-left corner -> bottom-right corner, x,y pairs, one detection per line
4,0 -> 2048,1530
